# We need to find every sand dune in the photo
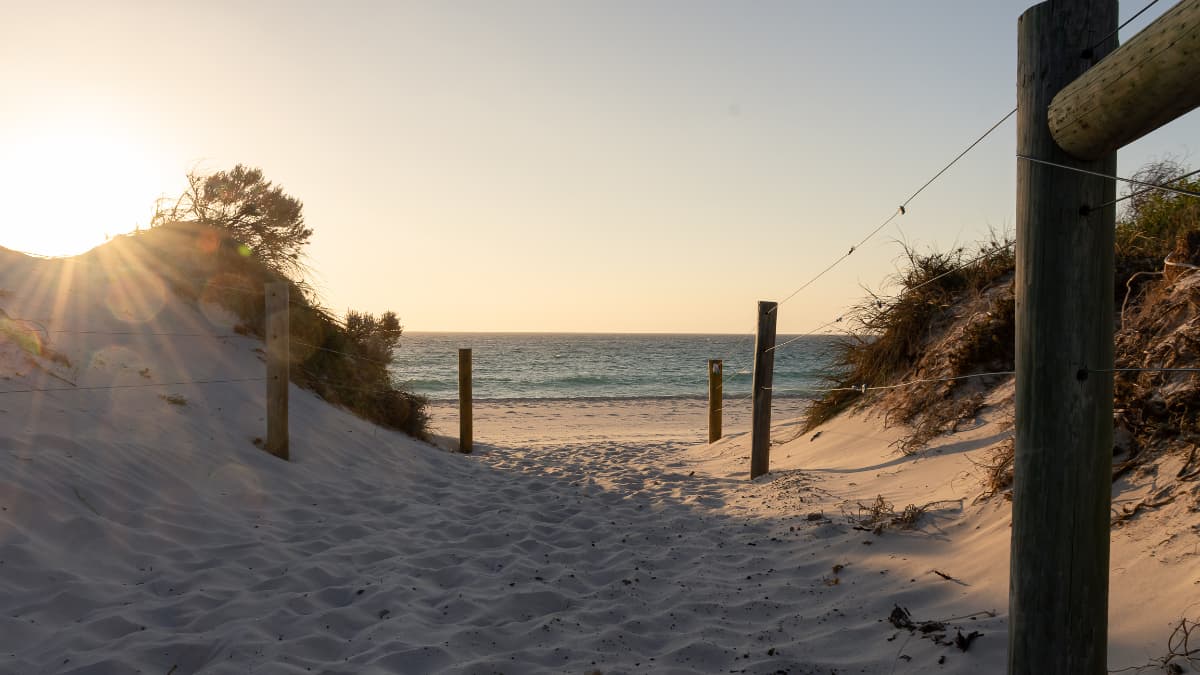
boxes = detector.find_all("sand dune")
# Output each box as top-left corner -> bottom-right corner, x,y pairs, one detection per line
2,250 -> 1198,673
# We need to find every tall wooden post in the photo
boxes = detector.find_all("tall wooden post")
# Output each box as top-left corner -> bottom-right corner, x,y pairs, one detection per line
265,281 -> 290,461
458,348 -> 473,453
1012,2 -> 1116,673
750,301 -> 777,479
708,359 -> 723,442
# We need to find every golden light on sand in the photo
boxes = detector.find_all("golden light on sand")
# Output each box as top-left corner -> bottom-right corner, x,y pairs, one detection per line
104,274 -> 167,324
0,126 -> 166,257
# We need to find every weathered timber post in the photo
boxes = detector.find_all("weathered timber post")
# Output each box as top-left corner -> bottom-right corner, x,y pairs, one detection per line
458,348 -> 473,453
708,359 -> 723,442
1012,2 -> 1117,673
1048,0 -> 1200,160
750,302 -> 777,479
266,281 -> 290,460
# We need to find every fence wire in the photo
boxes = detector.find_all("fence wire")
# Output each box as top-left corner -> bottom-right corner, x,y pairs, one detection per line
292,339 -> 392,366
1083,0 -> 1164,57
1091,167 -> 1200,213
773,107 -> 1016,311
0,376 -> 266,396
1018,155 -> 1200,201
768,369 -> 1015,395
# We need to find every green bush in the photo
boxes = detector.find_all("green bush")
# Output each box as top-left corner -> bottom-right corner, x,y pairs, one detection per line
1115,159 -> 1200,260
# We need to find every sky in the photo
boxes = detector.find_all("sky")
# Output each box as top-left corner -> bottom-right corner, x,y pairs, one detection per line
2,1 -> 1198,334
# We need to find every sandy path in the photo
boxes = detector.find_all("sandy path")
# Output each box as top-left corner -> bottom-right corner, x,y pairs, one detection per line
1,394 -> 1005,674
1,245 -> 1001,674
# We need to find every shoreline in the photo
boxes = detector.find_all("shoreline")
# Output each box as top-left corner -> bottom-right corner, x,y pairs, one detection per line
426,395 -> 813,449
416,392 -> 820,404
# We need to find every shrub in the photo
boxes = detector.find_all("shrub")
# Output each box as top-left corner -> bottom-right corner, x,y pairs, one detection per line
1114,159 -> 1200,302
804,232 -> 1015,431
154,165 -> 313,278
102,221 -> 429,439
1115,158 -> 1200,260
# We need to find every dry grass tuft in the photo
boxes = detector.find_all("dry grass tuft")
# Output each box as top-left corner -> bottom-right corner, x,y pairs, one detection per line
972,438 -> 1014,502
804,232 -> 1015,454
846,495 -> 947,534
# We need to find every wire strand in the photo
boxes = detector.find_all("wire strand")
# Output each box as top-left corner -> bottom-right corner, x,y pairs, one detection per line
0,376 -> 266,395
713,389 -> 755,414
50,329 -> 246,338
292,339 -> 392,366
902,240 -> 1016,297
774,241 -> 879,308
772,107 -> 1017,310
1096,367 -> 1200,374
768,369 -> 1014,395
1084,0 -> 1163,56
766,316 -> 847,354
1017,155 -> 1200,200
712,324 -> 759,388
298,368 -> 397,395
900,108 -> 1017,212
768,237 -> 1016,359
1090,167 -> 1200,213
863,370 -> 1015,391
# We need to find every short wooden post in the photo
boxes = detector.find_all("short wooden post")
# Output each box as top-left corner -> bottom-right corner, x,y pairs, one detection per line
1012,2 -> 1117,673
750,301 -> 777,479
458,348 -> 473,453
708,359 -> 722,442
265,281 -> 290,460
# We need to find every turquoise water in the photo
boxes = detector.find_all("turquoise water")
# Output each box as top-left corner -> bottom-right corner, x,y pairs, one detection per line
390,333 -> 842,401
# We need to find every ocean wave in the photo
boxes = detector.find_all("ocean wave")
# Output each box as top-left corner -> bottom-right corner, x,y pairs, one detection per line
391,333 -> 843,402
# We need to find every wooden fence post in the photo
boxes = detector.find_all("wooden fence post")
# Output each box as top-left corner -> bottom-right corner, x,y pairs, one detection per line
1012,2 -> 1117,673
708,359 -> 722,442
265,281 -> 290,461
750,301 -> 777,479
459,348 -> 473,453
1048,0 -> 1200,160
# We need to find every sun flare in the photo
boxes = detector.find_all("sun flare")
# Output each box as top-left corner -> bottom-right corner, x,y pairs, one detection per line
0,124 -> 173,257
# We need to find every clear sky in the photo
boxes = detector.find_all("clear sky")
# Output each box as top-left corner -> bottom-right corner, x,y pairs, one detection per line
3,1 -> 1197,334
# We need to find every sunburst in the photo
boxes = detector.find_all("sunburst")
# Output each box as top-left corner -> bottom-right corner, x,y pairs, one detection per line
0,123 -> 172,257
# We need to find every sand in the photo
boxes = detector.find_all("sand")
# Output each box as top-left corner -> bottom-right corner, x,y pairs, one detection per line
2,247 -> 1199,674
425,397 -> 812,449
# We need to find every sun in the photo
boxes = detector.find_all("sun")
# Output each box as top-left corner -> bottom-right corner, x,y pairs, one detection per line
0,123 -> 173,257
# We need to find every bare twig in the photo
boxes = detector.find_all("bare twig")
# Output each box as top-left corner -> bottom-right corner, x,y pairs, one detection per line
1112,492 -> 1177,525
1122,269 -> 1164,330
1109,617 -> 1200,673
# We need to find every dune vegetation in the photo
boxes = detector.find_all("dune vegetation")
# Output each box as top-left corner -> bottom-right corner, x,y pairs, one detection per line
118,165 -> 430,438
805,159 -> 1200,485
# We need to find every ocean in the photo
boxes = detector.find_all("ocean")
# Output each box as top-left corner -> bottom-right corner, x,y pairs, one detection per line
390,333 -> 843,401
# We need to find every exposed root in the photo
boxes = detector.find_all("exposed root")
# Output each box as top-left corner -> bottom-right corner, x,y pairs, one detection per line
1112,488 -> 1178,526
1110,617 -> 1200,674
847,495 -> 961,534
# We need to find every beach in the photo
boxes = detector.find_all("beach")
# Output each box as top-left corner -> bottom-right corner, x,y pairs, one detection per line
2,248 -> 1199,674
7,0 -> 1200,670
